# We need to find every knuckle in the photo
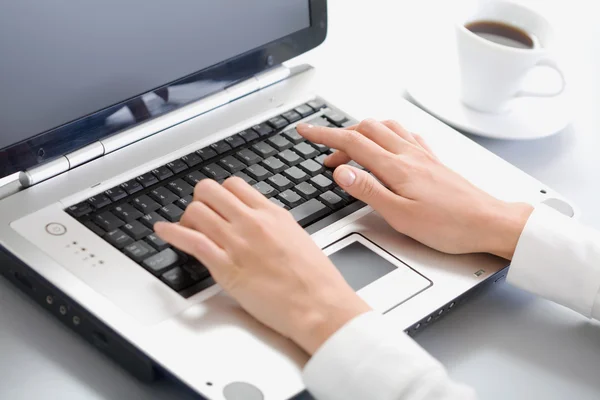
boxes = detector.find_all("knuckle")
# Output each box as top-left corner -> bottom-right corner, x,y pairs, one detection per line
358,118 -> 377,131
361,175 -> 379,199
341,129 -> 363,146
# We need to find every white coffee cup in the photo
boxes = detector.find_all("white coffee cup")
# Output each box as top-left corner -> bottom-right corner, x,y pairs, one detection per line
455,1 -> 566,114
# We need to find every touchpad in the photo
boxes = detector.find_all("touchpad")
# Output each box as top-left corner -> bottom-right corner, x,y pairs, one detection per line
324,234 -> 432,313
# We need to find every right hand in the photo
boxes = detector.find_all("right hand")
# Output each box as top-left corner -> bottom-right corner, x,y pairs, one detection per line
297,119 -> 533,260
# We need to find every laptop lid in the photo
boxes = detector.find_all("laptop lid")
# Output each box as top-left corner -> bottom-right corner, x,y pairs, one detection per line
0,0 -> 327,179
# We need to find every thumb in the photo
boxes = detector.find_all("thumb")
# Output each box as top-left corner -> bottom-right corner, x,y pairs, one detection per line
333,165 -> 398,212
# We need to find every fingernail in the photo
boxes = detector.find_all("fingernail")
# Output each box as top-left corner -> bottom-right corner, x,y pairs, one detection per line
337,167 -> 356,187
297,123 -> 314,130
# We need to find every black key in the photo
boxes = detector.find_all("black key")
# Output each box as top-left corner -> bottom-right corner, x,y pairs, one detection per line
290,199 -> 330,227
282,128 -> 305,144
94,211 -> 125,231
168,179 -> 194,197
278,189 -> 304,208
325,110 -> 349,127
159,204 -> 184,222
307,116 -> 332,127
196,147 -> 218,161
261,156 -> 287,173
239,129 -> 260,142
252,142 -> 277,158
224,134 -> 246,149
334,187 -> 355,203
122,220 -> 152,241
83,221 -> 105,237
283,166 -> 309,184
136,173 -> 159,188
282,110 -> 302,124
161,266 -> 198,291
152,165 -> 173,181
167,159 -> 188,174
269,198 -> 288,209
314,154 -> 328,165
232,171 -> 257,185
267,116 -> 288,130
141,212 -> 167,229
267,135 -> 293,151
252,123 -> 273,137
267,174 -> 293,191
105,229 -> 134,249
311,143 -> 330,153
202,164 -> 231,180
311,175 -> 334,191
319,191 -> 344,210
181,152 -> 203,167
120,179 -> 143,195
67,202 -> 93,218
181,258 -> 211,279
177,195 -> 193,210
113,203 -> 144,222
307,99 -> 326,111
252,182 -> 278,198
184,170 -> 209,186
104,186 -> 127,202
245,164 -> 272,181
146,233 -> 170,251
124,241 -> 157,263
299,159 -> 324,176
235,149 -> 262,165
295,104 -> 314,118
277,149 -> 302,166
219,156 -> 247,173
210,140 -> 232,155
293,142 -> 319,159
323,169 -> 334,180
149,187 -> 180,206
294,182 -> 319,199
88,194 -> 112,210
143,248 -> 181,275
133,195 -> 161,213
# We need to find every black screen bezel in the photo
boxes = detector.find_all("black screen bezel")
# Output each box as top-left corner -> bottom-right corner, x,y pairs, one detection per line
0,0 -> 327,178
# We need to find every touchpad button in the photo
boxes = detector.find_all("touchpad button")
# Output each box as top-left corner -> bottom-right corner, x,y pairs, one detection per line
325,235 -> 432,313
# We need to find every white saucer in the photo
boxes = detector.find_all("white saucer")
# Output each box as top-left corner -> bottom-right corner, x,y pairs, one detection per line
405,36 -> 572,140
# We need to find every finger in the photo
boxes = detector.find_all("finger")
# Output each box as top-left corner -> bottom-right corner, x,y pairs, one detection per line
324,150 -> 351,168
297,124 -> 393,172
354,119 -> 406,153
154,222 -> 231,275
413,133 -> 437,157
179,201 -> 232,248
333,165 -> 403,213
193,179 -> 250,221
222,177 -> 268,209
381,120 -> 420,146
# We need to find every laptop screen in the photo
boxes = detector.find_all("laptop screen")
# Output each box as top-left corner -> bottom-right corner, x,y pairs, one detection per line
0,0 -> 321,178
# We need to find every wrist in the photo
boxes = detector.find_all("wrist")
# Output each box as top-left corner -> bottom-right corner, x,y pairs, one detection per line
484,201 -> 534,260
290,291 -> 371,355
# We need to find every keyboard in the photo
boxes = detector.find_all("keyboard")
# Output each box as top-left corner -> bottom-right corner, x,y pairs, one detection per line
66,100 -> 365,298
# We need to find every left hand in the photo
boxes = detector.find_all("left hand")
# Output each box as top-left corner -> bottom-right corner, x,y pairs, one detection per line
155,178 -> 370,355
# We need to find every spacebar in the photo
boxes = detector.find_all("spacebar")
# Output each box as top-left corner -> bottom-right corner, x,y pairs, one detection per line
290,199 -> 330,227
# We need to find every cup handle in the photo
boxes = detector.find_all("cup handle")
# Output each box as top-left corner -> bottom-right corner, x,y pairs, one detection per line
516,57 -> 566,98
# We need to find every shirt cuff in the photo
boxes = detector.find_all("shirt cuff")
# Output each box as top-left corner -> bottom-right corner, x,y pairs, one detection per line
508,204 -> 600,318
302,311 -> 475,400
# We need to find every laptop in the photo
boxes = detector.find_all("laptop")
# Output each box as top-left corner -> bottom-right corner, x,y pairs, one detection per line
0,1 -> 575,399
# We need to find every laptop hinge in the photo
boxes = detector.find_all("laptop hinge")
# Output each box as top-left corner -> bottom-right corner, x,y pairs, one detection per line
18,65 -> 292,188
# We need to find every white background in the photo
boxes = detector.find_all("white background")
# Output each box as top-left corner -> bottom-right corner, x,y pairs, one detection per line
1,0 -> 599,399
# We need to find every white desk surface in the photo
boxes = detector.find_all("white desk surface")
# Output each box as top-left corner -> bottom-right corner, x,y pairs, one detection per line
2,0 -> 599,399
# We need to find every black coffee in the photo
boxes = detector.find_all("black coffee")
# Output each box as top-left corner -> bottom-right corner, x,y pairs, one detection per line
465,20 -> 535,49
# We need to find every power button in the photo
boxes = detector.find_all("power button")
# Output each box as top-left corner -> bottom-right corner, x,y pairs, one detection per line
46,223 -> 67,236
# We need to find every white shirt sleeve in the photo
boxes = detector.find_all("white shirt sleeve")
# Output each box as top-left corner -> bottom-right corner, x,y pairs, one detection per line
508,203 -> 600,320
303,311 -> 476,400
